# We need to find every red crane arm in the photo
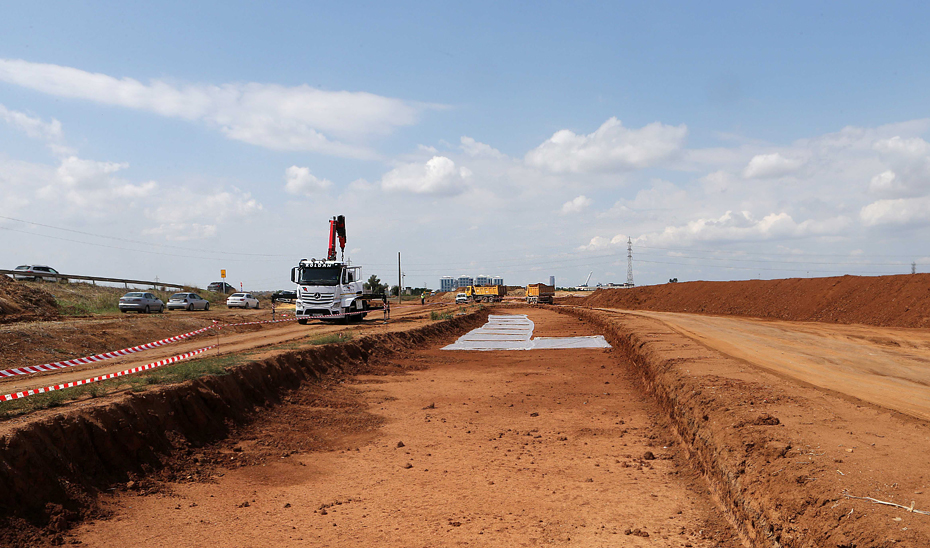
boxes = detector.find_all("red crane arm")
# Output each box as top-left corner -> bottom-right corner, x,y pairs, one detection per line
327,215 -> 346,261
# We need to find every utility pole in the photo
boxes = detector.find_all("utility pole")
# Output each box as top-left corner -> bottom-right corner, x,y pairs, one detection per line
397,252 -> 402,304
626,237 -> 634,287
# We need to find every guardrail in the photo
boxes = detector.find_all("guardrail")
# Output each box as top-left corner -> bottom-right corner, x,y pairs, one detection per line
0,269 -> 187,290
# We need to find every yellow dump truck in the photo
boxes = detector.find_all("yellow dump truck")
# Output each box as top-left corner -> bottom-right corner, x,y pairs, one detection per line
526,283 -> 555,304
465,285 -> 506,302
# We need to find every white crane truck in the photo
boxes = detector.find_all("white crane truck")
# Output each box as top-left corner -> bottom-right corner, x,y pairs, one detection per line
290,215 -> 380,324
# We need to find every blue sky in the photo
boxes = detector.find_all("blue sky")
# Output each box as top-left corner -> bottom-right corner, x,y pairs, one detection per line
2,2 -> 930,289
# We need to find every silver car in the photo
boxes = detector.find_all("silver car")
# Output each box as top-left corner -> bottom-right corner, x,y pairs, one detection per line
167,292 -> 211,311
119,292 -> 165,314
12,264 -> 61,282
227,292 -> 260,309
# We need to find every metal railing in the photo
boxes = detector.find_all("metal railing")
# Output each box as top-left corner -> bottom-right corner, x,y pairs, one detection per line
0,269 -> 187,290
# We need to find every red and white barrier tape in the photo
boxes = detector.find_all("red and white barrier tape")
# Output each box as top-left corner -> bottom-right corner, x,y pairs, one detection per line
0,345 -> 216,402
4,305 -> 388,379
0,323 -> 217,379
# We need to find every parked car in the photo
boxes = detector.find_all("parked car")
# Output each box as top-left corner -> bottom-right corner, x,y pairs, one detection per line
12,264 -> 61,282
227,292 -> 260,309
166,292 -> 210,311
271,289 -> 297,303
455,292 -> 468,304
207,281 -> 237,293
118,292 -> 164,314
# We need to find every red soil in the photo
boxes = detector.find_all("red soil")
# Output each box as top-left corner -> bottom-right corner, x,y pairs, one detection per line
560,274 -> 930,327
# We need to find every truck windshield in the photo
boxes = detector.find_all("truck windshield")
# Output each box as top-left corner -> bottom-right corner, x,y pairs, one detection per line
299,266 -> 341,286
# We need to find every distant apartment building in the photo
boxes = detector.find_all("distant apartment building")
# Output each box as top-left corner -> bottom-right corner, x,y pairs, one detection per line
549,275 -> 556,287
440,274 -> 503,290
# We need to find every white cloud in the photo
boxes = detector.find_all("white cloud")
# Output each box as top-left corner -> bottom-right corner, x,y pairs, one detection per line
380,156 -> 471,195
143,188 -> 263,241
869,136 -> 930,197
560,195 -> 592,215
742,152 -> 805,178
0,103 -> 62,141
460,136 -> 505,158
0,58 -> 430,159
868,170 -> 900,194
55,156 -> 128,186
284,166 -> 333,196
636,210 -> 851,246
860,196 -> 930,227
525,117 -> 687,173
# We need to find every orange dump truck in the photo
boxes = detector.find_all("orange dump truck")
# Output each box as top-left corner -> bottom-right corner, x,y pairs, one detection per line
526,283 -> 555,304
465,285 -> 506,303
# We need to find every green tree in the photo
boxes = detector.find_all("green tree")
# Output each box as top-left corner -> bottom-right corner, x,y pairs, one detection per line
365,274 -> 387,295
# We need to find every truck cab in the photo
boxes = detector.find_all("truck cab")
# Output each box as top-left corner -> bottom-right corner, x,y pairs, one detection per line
291,259 -> 369,323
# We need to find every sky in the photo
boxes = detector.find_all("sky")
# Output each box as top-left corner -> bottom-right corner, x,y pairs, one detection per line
2,1 -> 930,290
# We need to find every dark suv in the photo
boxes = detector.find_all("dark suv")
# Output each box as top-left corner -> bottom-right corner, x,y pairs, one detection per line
207,281 -> 236,293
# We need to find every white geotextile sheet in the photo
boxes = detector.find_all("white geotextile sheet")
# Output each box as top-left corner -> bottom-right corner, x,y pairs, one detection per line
442,314 -> 612,351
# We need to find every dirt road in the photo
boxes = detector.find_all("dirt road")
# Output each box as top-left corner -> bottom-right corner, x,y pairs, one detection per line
612,309 -> 930,421
0,303 -> 455,396
72,307 -> 738,547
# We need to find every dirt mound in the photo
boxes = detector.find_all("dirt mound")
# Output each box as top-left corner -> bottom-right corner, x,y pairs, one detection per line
561,274 -> 930,328
0,276 -> 59,323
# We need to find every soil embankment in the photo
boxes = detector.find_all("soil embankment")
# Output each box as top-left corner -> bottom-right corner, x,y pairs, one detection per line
0,310 -> 489,546
561,306 -> 930,547
561,274 -> 930,328
0,276 -> 59,324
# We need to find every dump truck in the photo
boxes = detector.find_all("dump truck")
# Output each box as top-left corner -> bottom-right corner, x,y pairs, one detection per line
465,285 -> 506,303
526,283 -> 555,304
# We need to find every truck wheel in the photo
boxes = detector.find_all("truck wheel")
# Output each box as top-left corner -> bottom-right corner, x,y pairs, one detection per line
298,318 -> 308,325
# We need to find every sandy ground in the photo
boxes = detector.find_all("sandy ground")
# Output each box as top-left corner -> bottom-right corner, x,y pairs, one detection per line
619,309 -> 930,421
0,303 -> 459,396
72,307 -> 738,547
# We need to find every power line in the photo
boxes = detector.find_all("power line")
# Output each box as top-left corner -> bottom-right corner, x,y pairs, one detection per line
0,226 -> 294,263
0,215 -> 294,258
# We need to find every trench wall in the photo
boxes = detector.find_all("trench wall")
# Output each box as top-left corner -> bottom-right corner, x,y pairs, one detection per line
0,310 -> 489,527
560,305 -> 923,548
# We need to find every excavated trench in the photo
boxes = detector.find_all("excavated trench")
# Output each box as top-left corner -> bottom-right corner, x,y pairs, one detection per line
0,309 -> 490,542
3,304 -> 920,547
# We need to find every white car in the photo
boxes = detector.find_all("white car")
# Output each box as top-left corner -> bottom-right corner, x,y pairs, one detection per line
455,292 -> 468,304
227,292 -> 260,309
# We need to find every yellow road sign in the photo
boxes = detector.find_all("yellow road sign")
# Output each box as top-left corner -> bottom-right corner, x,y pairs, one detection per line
221,269 -> 226,278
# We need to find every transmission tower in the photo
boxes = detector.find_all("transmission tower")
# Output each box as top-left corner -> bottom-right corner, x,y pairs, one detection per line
913,262 -> 917,275
626,237 -> 634,286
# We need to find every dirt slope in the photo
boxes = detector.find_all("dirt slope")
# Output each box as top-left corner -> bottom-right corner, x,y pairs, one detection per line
561,274 -> 930,328
0,276 -> 58,323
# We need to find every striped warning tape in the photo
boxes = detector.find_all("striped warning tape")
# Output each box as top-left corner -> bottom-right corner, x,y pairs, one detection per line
0,323 -> 218,379
0,345 -> 216,402
3,305 -> 388,380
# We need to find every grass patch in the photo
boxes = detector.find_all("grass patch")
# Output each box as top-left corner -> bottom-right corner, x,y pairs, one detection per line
308,332 -> 354,345
21,280 -> 242,316
430,310 -> 453,321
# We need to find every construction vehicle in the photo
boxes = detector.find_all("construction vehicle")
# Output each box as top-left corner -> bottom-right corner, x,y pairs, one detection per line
526,283 -> 555,304
290,215 -> 381,324
465,285 -> 506,303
